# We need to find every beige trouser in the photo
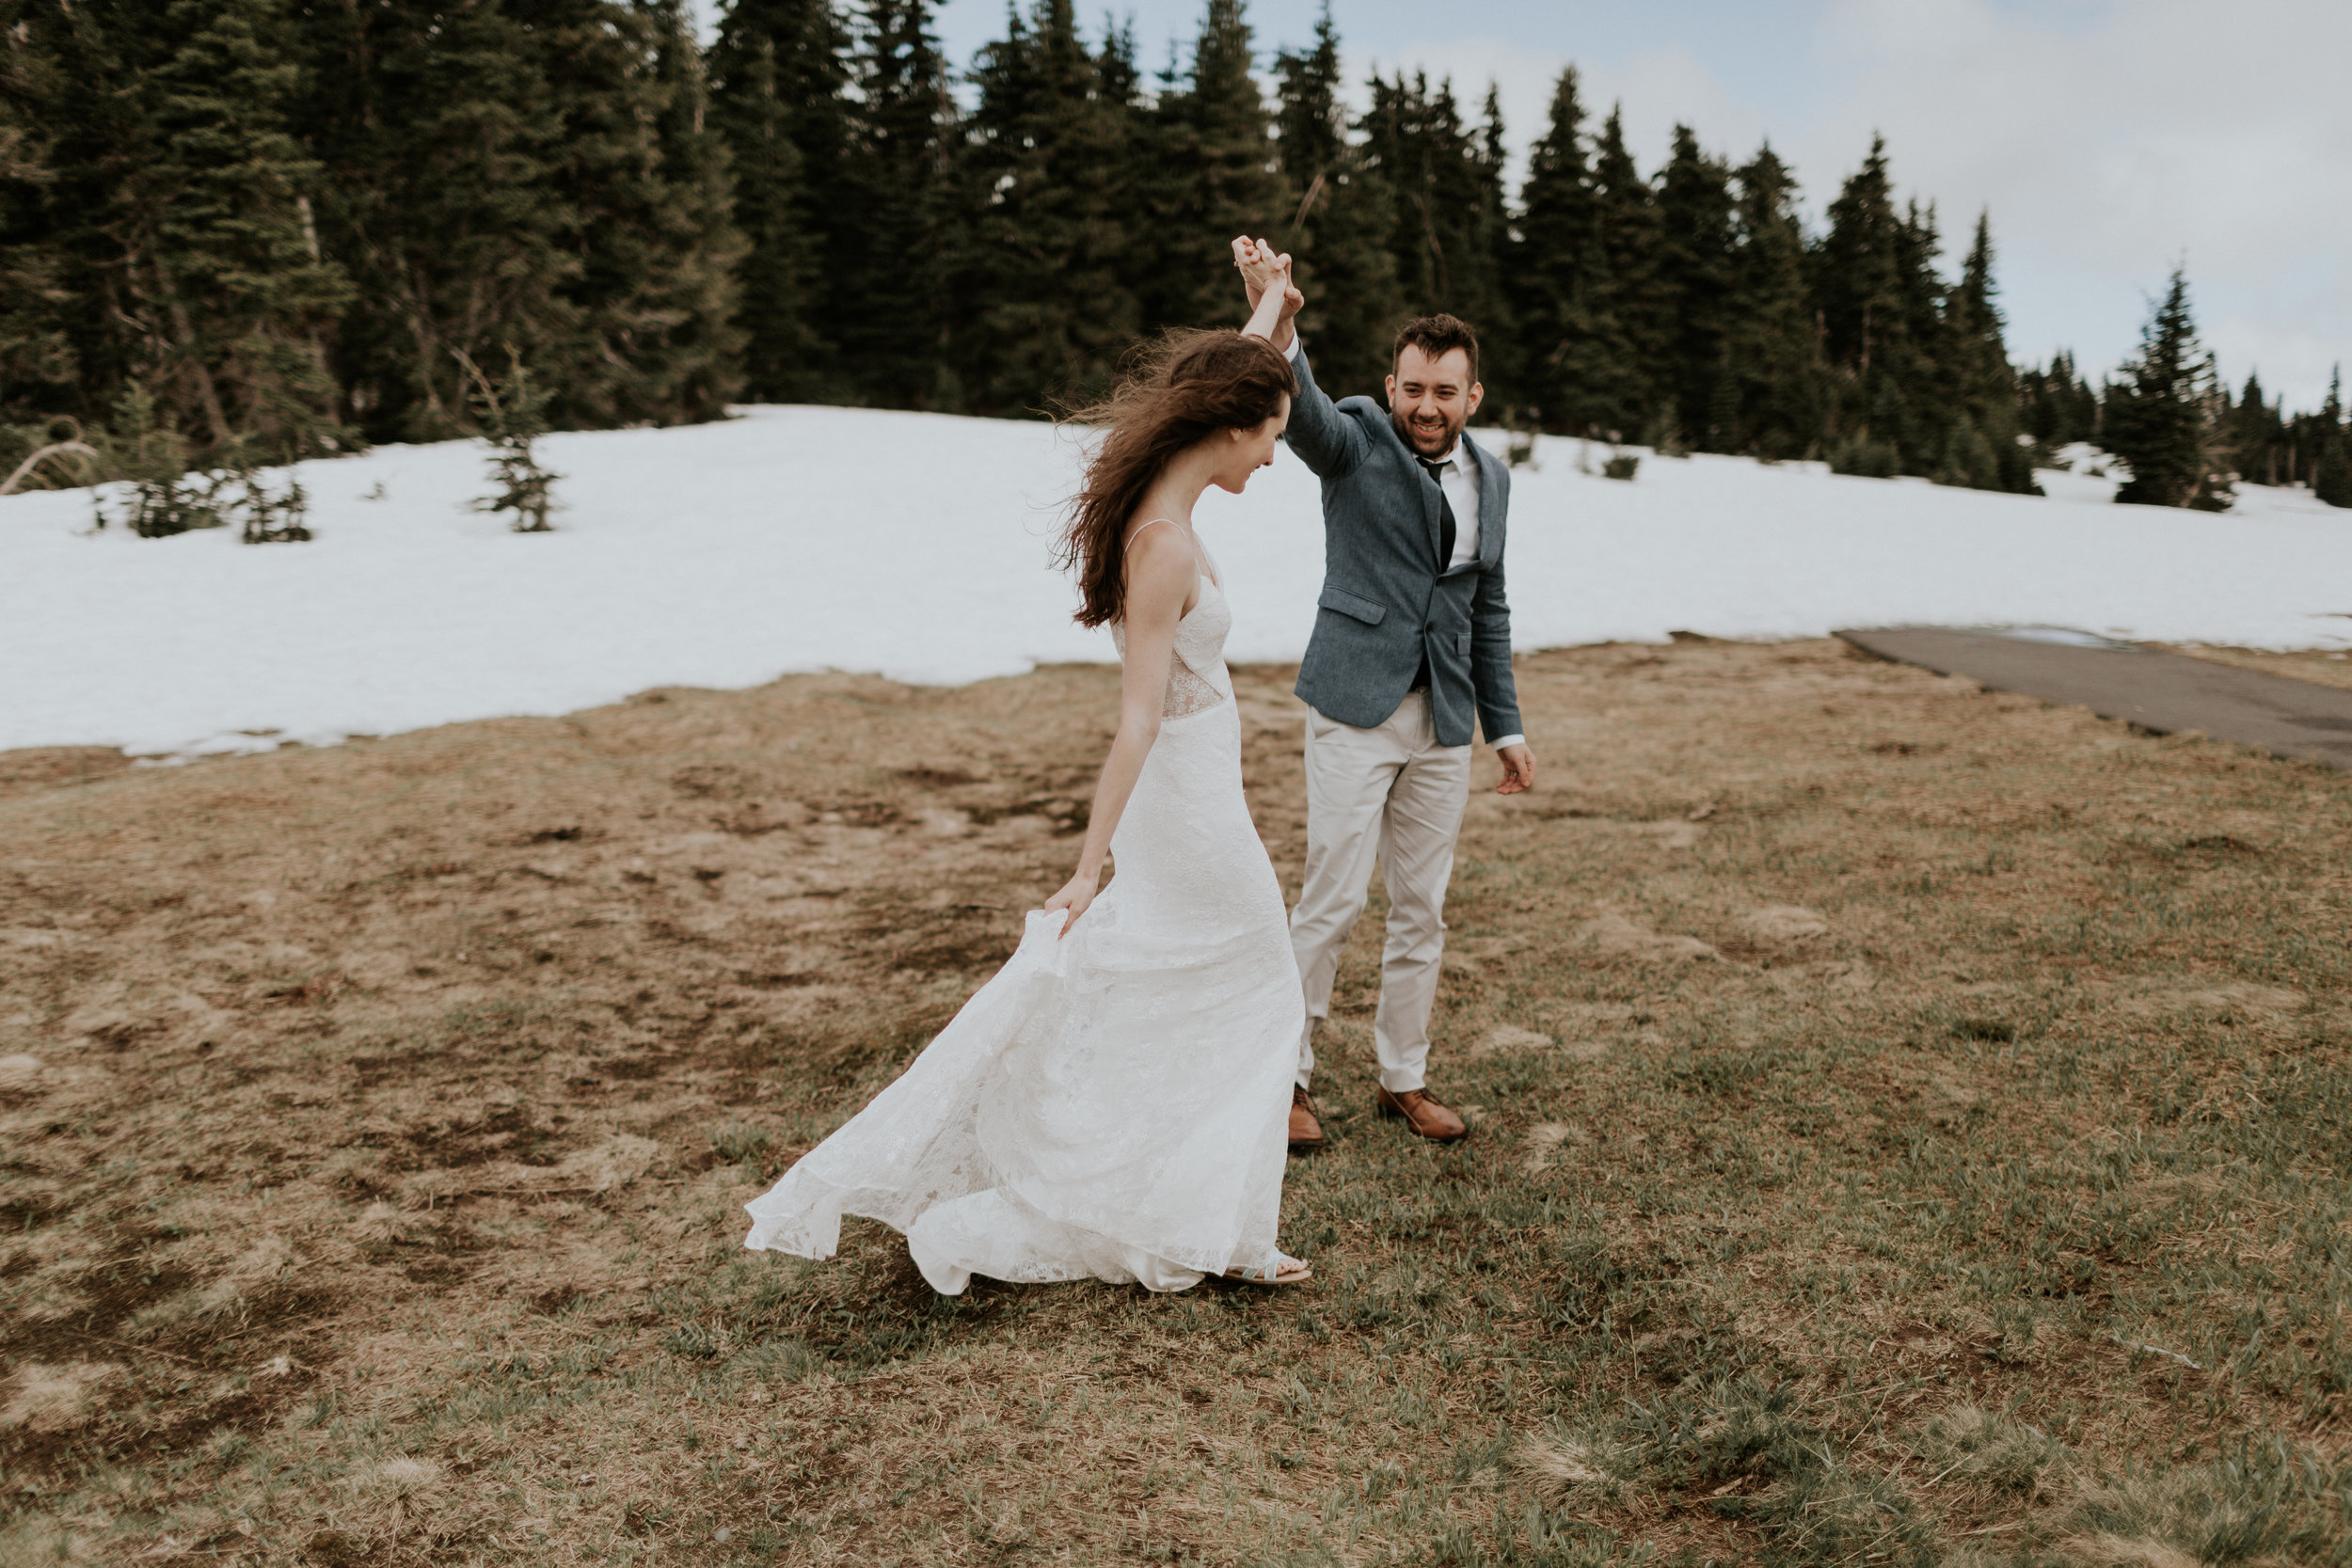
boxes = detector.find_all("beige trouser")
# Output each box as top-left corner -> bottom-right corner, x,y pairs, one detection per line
1289,692 -> 1472,1094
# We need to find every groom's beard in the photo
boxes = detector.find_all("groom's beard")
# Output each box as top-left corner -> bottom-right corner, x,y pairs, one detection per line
1391,406 -> 1466,459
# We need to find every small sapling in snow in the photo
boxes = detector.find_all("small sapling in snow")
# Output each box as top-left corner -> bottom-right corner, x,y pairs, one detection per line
223,467 -> 313,544
455,347 -> 562,532
88,385 -> 224,537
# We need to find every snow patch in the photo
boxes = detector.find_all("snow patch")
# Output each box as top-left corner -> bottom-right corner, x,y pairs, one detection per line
4,409 -> 2348,759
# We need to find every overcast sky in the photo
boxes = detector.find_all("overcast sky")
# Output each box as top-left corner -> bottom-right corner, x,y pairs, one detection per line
905,1 -> 2350,408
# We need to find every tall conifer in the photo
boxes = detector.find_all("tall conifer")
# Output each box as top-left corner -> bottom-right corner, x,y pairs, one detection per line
950,0 -> 1143,416
708,0 -> 848,400
1360,73 -> 1508,350
1459,83 -> 1516,400
835,0 -> 956,407
1141,0 -> 1283,333
2227,371 -> 2281,485
1509,68 -> 1599,433
303,0 -> 738,437
2106,267 -> 2232,510
1722,144 -> 1818,459
0,25 -> 79,423
11,0 -> 348,453
149,0 -> 350,453
1937,212 -> 2034,492
1271,5 -> 1399,395
2311,369 -> 2351,507
1581,107 -> 1663,441
1813,138 -> 1948,474
1653,124 -> 1735,450
298,0 -> 578,440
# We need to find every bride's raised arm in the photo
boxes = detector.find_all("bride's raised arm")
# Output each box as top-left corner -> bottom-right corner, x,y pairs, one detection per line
1237,244 -> 1297,345
1040,525 -> 1196,935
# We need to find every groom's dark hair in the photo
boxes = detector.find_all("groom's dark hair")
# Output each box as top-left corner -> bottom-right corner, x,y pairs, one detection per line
1393,314 -> 1480,383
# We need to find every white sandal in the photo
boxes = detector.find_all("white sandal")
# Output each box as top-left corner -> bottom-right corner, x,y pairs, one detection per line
1222,1253 -> 1311,1287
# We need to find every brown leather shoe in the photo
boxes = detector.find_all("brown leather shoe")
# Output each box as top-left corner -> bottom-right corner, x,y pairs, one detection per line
1375,1085 -> 1468,1142
1287,1085 -> 1326,1153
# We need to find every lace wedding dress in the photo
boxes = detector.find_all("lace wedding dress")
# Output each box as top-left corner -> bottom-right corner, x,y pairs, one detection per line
743,542 -> 1303,1292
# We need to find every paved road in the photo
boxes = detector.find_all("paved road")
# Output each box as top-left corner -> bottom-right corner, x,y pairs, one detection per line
1836,626 -> 2352,771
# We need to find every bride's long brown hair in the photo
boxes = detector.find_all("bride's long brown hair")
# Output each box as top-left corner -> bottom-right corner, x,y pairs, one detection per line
1057,329 -> 1296,627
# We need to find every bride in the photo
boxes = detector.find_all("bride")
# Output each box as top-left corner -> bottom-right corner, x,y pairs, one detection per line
743,263 -> 1313,1292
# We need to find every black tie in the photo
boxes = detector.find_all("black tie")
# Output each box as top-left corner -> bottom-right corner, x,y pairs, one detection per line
1412,456 -> 1459,695
1418,457 -> 1458,573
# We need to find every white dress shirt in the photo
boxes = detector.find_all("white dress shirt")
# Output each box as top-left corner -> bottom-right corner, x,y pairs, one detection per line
1286,336 -> 1524,752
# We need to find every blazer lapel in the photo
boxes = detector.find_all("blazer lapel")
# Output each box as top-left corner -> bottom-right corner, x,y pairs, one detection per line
1399,436 -> 1447,571
1466,437 -> 1503,566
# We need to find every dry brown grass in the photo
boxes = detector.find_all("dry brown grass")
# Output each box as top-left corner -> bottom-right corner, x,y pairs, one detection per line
5,638 -> 2351,1565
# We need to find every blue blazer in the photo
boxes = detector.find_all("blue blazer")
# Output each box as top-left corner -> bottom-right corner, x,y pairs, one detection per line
1282,345 -> 1524,749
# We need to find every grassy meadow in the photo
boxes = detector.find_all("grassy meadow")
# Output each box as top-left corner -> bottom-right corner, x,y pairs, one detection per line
3,637 -> 2350,1566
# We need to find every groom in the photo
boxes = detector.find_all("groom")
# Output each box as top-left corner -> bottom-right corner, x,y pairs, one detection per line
1232,239 -> 1535,1153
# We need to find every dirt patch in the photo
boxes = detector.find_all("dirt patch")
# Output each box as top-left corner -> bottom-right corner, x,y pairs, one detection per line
1572,910 -> 1721,963
1739,905 -> 1829,944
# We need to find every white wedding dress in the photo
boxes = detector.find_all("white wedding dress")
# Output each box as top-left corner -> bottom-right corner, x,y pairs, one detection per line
743,543 -> 1303,1292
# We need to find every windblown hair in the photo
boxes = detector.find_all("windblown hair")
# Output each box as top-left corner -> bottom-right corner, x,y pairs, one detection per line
1393,313 -> 1481,384
1057,329 -> 1296,628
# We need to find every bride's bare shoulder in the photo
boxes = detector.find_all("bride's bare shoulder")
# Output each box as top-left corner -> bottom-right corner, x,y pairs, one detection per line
1120,520 -> 1198,621
1120,515 -> 1189,555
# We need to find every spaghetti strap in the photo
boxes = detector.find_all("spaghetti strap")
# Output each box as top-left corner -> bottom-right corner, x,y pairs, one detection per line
1123,518 -> 1216,586
1122,517 -> 1185,552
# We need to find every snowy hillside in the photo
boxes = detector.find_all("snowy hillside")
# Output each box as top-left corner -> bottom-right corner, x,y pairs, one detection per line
4,406 -> 2347,760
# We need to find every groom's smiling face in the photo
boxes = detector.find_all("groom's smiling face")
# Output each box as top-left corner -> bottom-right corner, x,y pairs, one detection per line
1386,345 -> 1484,460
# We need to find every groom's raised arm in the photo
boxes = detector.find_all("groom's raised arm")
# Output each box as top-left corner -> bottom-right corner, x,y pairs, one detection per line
1279,341 -> 1369,482
1232,236 -> 1366,481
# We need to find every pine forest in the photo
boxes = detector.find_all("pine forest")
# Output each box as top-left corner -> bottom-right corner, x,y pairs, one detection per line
4,0 -> 2347,512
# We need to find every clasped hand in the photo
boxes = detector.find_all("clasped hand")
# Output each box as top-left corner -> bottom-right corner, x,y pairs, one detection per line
1231,237 -> 1303,332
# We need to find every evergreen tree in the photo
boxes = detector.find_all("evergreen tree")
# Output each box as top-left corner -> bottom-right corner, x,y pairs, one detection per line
2106,267 -> 2232,510
301,0 -> 738,439
1812,138 -> 1948,475
9,0 -> 349,455
1507,67 -> 1600,434
949,0 -> 1143,416
708,0 -> 848,400
1138,0 -> 1284,334
1652,124 -> 1735,451
297,0 -> 579,440
643,0 -> 747,419
2224,371 -> 2278,484
2019,351 -> 2098,449
1456,83 -> 1515,401
2311,368 -> 2352,508
535,0 -> 742,427
0,25 -> 79,424
143,0 -> 351,453
834,0 -> 956,408
1721,142 -> 1819,458
1937,212 -> 2035,492
1359,71 -> 1508,349
1271,3 -> 1400,396
1579,106 -> 1663,441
